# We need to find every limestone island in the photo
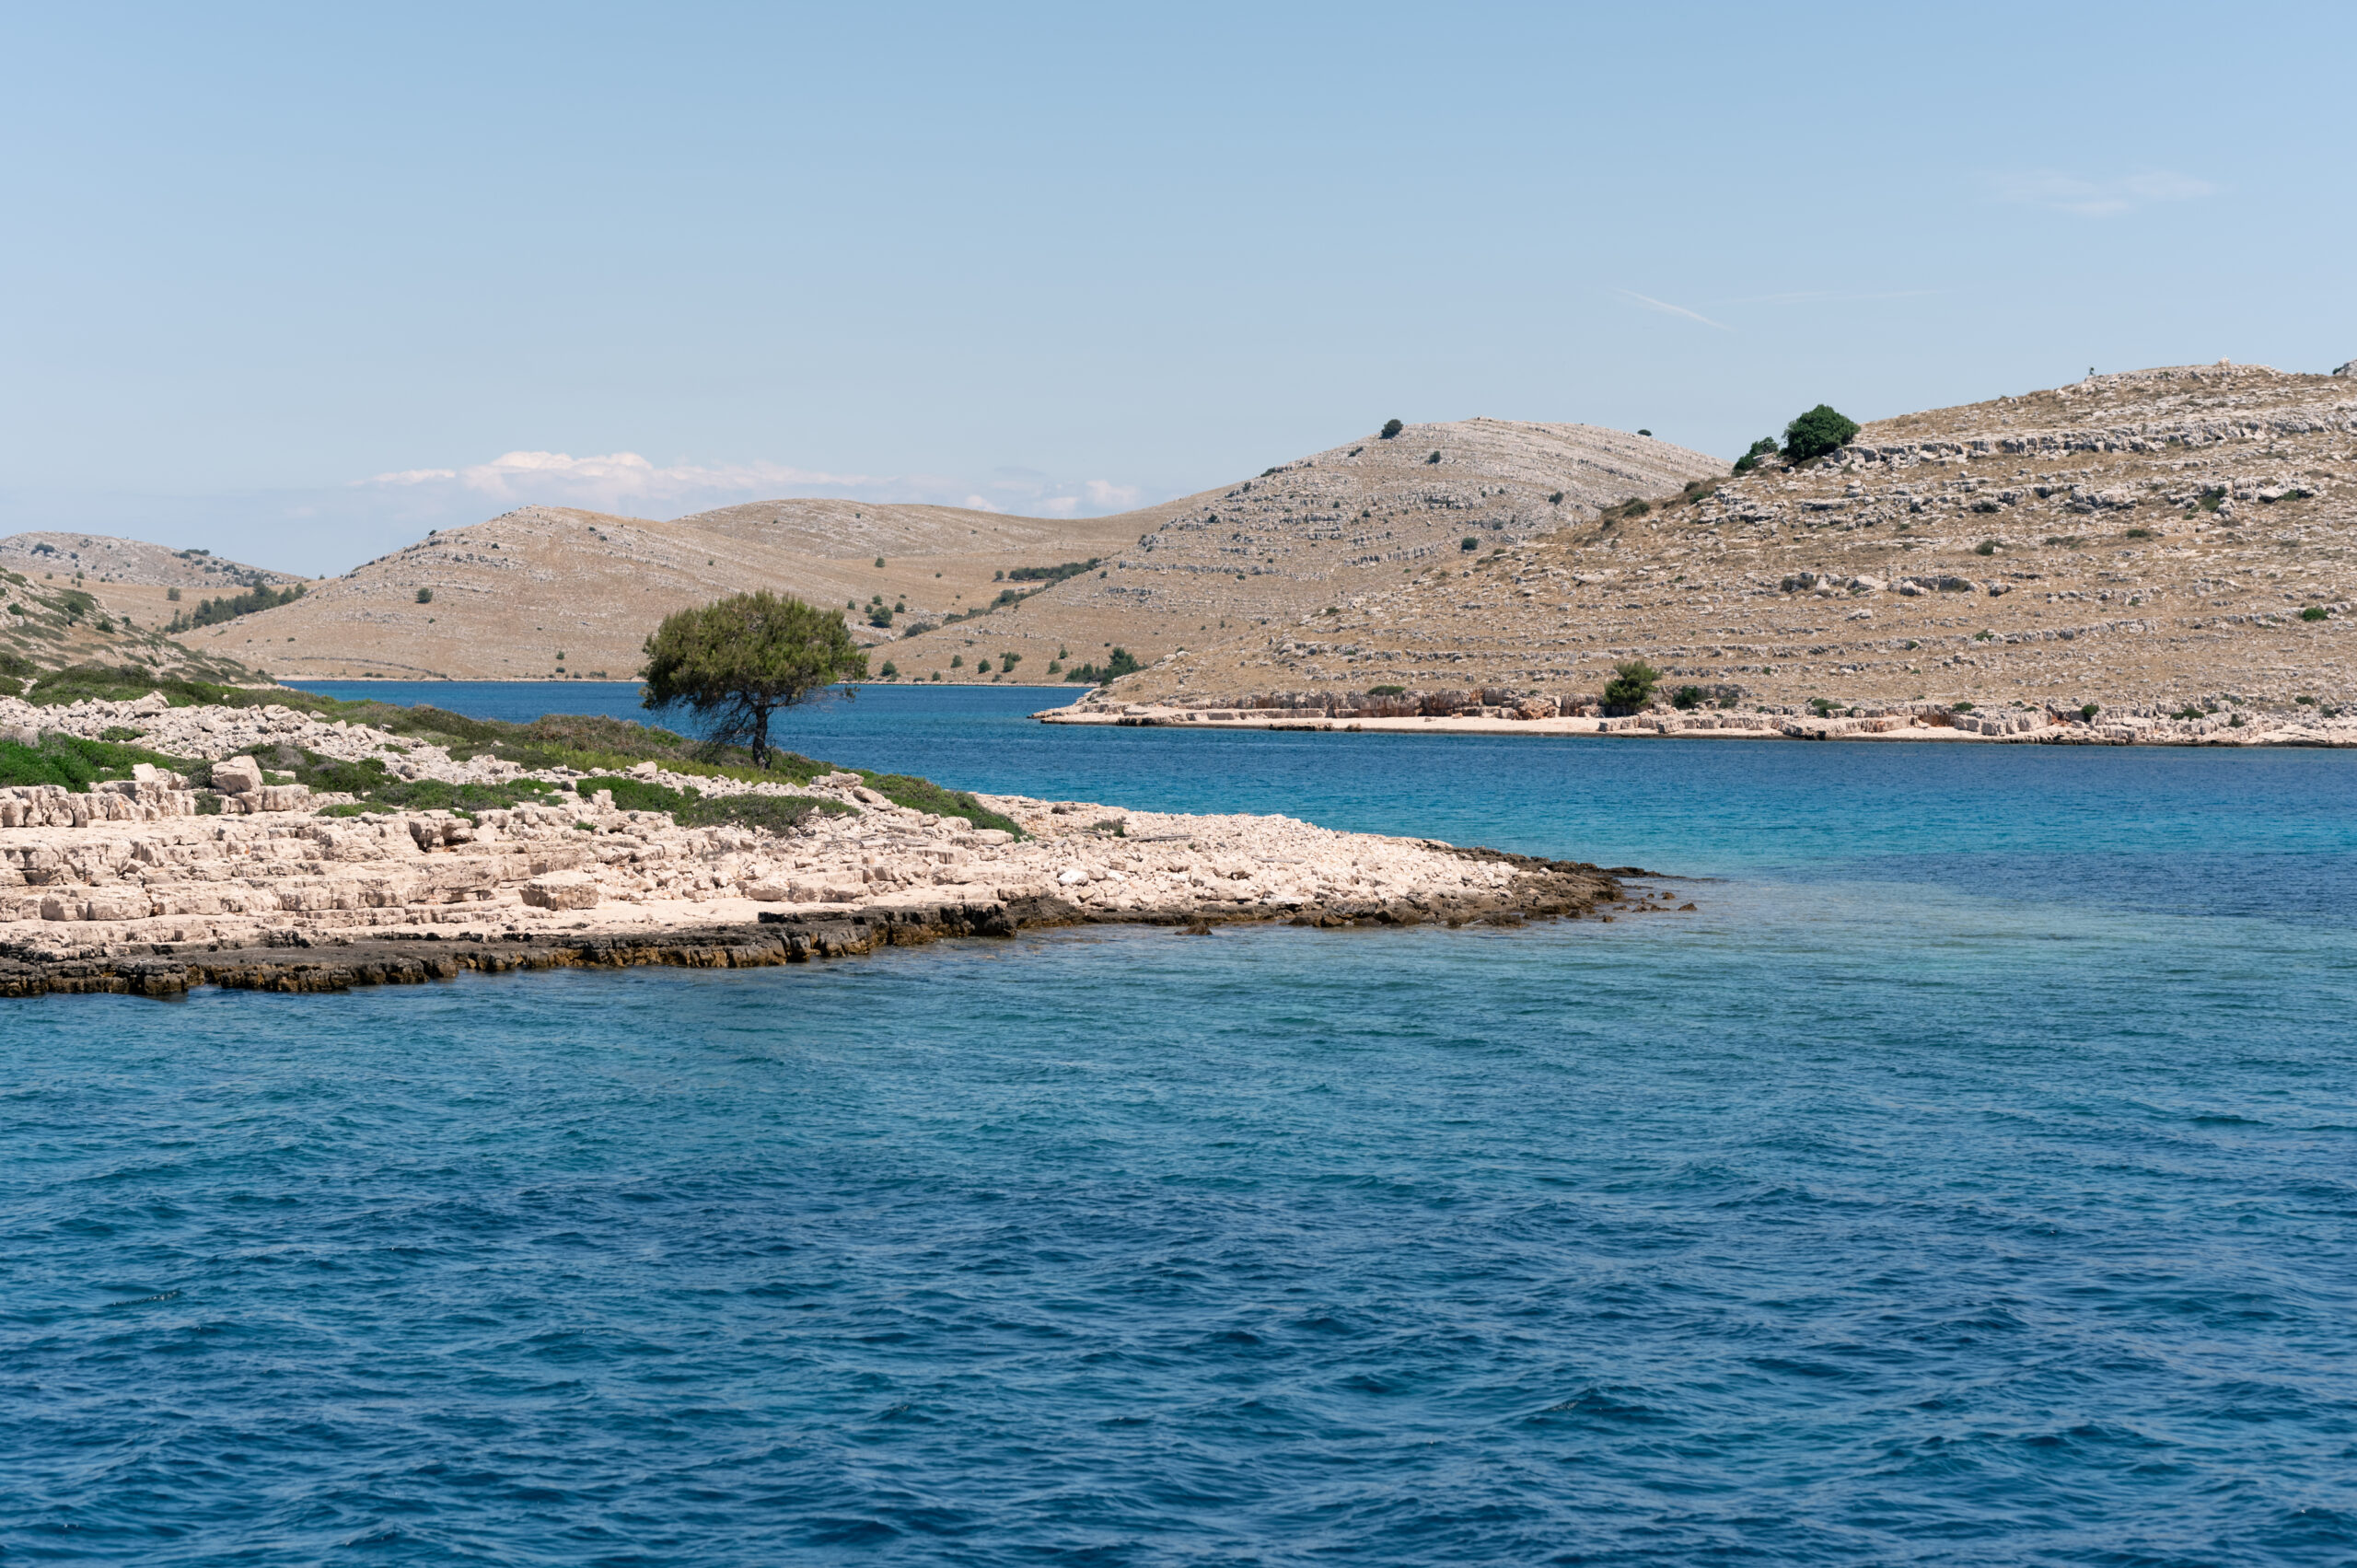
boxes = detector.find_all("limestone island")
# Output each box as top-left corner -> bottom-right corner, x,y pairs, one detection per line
0,689 -> 1624,999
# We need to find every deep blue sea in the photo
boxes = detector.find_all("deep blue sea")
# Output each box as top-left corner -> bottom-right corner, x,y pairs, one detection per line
6,684 -> 2353,1564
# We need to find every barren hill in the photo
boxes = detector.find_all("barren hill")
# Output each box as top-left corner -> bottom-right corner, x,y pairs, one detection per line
173,501 -> 1143,680
882,420 -> 1722,680
176,421 -> 1721,683
1107,363 -> 2357,719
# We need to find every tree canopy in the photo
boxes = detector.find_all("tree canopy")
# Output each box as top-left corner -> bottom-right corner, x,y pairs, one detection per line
639,591 -> 866,765
1782,405 -> 1860,465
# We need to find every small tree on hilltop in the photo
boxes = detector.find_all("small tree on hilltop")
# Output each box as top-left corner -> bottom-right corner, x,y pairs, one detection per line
1602,659 -> 1661,711
1782,405 -> 1860,465
639,590 -> 866,766
1380,418 -> 1404,439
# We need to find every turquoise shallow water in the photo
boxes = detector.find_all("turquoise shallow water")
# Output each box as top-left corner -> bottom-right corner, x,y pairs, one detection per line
7,685 -> 2355,1563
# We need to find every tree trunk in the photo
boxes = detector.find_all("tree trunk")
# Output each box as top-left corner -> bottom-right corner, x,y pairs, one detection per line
749,703 -> 771,767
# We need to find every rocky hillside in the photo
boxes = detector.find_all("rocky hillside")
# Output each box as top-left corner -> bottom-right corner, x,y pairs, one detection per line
0,531 -> 301,687
1,557 -> 270,692
1108,364 -> 2357,719
0,532 -> 300,591
883,420 -> 1722,681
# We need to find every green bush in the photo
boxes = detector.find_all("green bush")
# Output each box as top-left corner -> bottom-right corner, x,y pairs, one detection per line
1460,537 -> 1479,551
1732,437 -> 1778,474
416,587 -> 433,604
1367,684 -> 1407,696
1602,659 -> 1660,710
2082,703 -> 2100,720
2302,606 -> 2330,621
1065,647 -> 1141,684
1975,540 -> 1998,555
2125,527 -> 2154,540
1426,450 -> 1442,464
1782,405 -> 1860,464
1379,418 -> 1403,439
1671,685 -> 1704,710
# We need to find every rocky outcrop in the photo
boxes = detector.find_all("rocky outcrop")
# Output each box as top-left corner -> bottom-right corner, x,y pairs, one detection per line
0,698 -> 1625,997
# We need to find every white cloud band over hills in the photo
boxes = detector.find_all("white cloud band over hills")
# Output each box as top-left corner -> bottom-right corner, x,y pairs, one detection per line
356,449 -> 1146,525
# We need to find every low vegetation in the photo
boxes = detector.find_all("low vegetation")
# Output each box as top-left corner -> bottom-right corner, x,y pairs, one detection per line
0,732 -> 191,791
1065,647 -> 1141,684
571,774 -> 850,833
1003,558 -> 1101,584
19,665 -> 320,710
168,582 -> 306,633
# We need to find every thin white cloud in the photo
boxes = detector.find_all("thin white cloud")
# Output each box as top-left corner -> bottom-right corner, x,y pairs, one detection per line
359,450 -> 878,512
1718,288 -> 1946,307
1615,289 -> 1731,331
1990,169 -> 2218,217
354,449 -> 1149,523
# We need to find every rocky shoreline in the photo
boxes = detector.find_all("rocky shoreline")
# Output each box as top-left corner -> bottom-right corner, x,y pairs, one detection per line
0,852 -> 1629,998
1041,693 -> 2357,746
1,693 -> 1627,999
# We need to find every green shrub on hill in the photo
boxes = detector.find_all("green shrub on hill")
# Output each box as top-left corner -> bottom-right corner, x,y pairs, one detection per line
1782,405 -> 1860,465
1602,659 -> 1661,710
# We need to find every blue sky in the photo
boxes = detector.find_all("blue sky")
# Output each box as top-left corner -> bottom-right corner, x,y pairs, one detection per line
3,1 -> 2351,575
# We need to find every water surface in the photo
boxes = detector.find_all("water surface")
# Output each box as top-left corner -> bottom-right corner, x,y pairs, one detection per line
7,688 -> 2352,1563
